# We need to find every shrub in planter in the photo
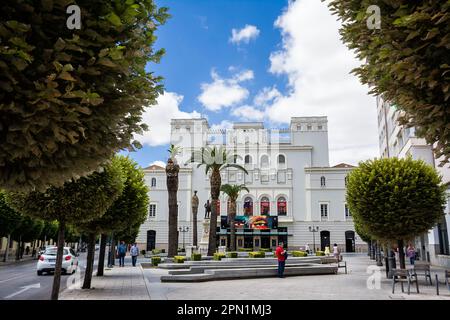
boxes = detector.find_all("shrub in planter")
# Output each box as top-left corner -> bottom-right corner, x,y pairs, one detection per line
151,256 -> 161,266
213,253 -> 226,261
174,256 -> 186,263
227,252 -> 238,258
191,253 -> 202,261
141,250 -> 146,255
249,251 -> 265,258
260,248 -> 272,252
292,251 -> 308,257
238,248 -> 252,252
152,249 -> 161,255
315,251 -> 325,256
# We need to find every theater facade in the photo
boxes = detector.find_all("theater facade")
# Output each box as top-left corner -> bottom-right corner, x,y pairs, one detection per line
136,117 -> 366,253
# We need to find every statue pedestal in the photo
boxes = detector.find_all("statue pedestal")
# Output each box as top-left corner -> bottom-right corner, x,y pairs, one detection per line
199,218 -> 210,256
185,246 -> 197,259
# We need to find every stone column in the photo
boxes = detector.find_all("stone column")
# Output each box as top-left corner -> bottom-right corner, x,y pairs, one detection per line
192,191 -> 199,247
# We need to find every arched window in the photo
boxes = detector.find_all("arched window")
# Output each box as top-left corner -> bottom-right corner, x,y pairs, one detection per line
344,175 -> 348,187
245,155 -> 252,164
260,196 -> 270,215
261,155 -> 269,168
151,177 -> 156,187
277,154 -> 286,165
277,197 -> 287,216
320,176 -> 326,187
243,197 -> 253,216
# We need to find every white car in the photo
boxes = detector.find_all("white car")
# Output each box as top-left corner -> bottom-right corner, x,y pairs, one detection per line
37,247 -> 79,276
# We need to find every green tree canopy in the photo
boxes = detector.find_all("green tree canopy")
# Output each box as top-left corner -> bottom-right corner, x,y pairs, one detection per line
6,159 -> 125,225
0,0 -> 169,192
346,157 -> 446,242
327,1 -> 450,163
0,191 -> 22,237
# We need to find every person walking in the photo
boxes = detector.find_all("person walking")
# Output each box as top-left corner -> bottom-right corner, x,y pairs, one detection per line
305,243 -> 310,255
130,243 -> 139,267
406,244 -> 416,265
333,243 -> 340,261
118,241 -> 127,267
275,242 -> 287,278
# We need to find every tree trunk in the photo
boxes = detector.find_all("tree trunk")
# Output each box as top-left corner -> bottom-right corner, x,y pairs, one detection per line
3,234 -> 10,262
370,240 -> 375,260
208,169 -> 221,256
166,158 -> 179,258
398,239 -> 406,269
192,206 -> 198,247
15,236 -> 21,261
97,234 -> 107,276
82,233 -> 96,289
20,241 -> 24,259
229,200 -> 237,252
51,221 -> 65,300
109,234 -> 115,267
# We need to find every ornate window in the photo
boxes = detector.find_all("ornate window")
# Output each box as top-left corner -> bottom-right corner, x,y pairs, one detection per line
245,155 -> 252,164
260,155 -> 269,168
151,177 -> 156,187
260,196 -> 270,215
243,197 -> 253,216
277,197 -> 287,216
277,154 -> 286,165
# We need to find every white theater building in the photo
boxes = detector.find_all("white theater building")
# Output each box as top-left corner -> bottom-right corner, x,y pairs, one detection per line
136,117 -> 365,253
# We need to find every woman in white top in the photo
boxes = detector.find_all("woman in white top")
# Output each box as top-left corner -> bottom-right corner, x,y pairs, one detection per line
333,243 -> 340,261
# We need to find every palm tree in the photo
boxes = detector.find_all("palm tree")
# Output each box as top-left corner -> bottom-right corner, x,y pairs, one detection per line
166,144 -> 181,257
220,184 -> 249,251
189,146 -> 247,256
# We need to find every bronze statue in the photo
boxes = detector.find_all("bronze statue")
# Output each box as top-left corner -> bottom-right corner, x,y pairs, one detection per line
204,199 -> 211,219
192,191 -> 199,246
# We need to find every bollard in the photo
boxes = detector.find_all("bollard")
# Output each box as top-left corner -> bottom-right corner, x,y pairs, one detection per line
436,274 -> 439,295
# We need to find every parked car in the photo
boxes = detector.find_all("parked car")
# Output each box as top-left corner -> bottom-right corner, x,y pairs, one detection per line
37,247 -> 79,276
37,245 -> 56,260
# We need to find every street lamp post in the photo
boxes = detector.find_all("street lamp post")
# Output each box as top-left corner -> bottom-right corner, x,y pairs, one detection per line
178,226 -> 189,251
308,225 -> 319,253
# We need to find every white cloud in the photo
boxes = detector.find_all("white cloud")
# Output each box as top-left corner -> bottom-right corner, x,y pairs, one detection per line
266,0 -> 379,166
148,160 -> 166,168
210,120 -> 234,131
232,105 -> 265,121
135,91 -> 201,146
253,86 -> 281,106
230,24 -> 260,44
198,69 -> 253,111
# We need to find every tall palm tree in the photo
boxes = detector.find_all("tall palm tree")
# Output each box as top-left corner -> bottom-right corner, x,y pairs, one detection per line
189,146 -> 247,256
220,184 -> 249,251
166,144 -> 181,257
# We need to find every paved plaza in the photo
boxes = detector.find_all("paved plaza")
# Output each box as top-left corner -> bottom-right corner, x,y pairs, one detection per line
58,254 -> 450,300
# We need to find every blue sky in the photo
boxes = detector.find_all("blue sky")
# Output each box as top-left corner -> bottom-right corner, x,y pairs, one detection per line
123,0 -> 379,168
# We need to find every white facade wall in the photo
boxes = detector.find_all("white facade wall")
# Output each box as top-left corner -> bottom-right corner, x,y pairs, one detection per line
137,117 -> 364,252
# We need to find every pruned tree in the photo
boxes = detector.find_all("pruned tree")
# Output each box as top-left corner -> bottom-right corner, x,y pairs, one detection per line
326,1 -> 450,163
5,159 -> 124,300
166,144 -> 180,257
346,157 -> 446,269
0,191 -> 22,262
0,0 -> 169,192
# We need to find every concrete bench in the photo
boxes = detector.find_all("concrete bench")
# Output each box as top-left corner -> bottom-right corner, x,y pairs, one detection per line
161,264 -> 338,282
389,269 -> 419,295
168,263 -> 317,275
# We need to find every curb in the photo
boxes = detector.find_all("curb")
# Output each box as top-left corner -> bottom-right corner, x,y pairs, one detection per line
139,264 -> 152,300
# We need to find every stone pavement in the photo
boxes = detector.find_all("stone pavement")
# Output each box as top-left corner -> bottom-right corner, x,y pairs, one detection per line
142,254 -> 450,300
58,254 -> 450,300
59,265 -> 151,300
